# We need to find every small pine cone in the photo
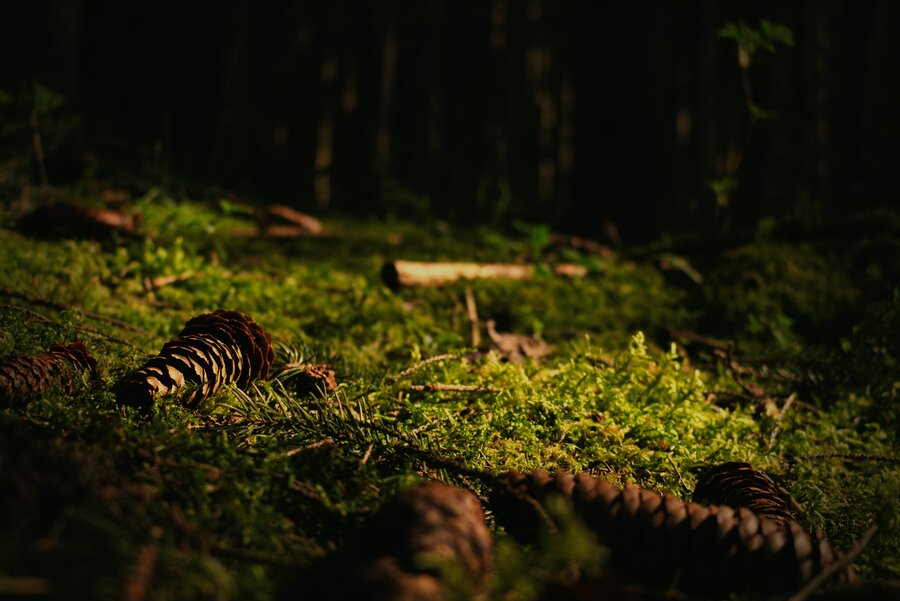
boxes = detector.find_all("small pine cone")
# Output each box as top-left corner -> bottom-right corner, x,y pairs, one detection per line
0,342 -> 98,407
494,470 -> 850,597
288,482 -> 492,601
692,461 -> 794,528
116,309 -> 274,409
280,363 -> 337,396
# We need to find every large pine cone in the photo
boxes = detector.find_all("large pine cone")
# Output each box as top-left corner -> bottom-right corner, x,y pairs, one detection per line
0,342 -> 98,407
493,470 -> 850,598
692,462 -> 794,528
285,481 -> 492,601
116,310 -> 274,409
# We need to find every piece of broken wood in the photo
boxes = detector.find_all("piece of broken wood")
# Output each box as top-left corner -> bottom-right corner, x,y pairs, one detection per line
381,260 -> 587,289
486,320 -> 551,364
267,204 -> 323,235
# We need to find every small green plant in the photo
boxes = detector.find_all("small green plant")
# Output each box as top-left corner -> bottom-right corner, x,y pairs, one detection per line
712,19 -> 793,222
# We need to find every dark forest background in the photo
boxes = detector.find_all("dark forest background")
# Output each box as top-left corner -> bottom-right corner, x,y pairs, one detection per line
2,0 -> 899,240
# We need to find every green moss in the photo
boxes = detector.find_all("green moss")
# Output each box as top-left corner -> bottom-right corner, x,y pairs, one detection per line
0,194 -> 897,599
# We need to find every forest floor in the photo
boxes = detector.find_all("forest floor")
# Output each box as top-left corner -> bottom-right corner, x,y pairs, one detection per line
0,188 -> 898,600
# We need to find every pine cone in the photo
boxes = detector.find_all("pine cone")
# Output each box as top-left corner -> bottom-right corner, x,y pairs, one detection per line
493,470 -> 850,597
286,481 -> 492,601
279,363 -> 337,396
116,310 -> 274,409
692,462 -> 794,528
0,342 -> 98,407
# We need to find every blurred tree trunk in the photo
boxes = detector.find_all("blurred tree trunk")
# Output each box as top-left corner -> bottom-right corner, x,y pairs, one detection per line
375,0 -> 398,168
526,0 -> 557,206
314,44 -> 339,208
484,0 -> 510,200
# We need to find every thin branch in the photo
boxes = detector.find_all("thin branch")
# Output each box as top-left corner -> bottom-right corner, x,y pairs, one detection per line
406,383 -> 497,394
787,521 -> 879,601
790,452 -> 900,465
386,353 -> 458,383
667,454 -> 691,495
768,393 -> 796,450
0,287 -> 151,335
284,439 -> 334,458
464,285 -> 481,347
1,303 -> 144,350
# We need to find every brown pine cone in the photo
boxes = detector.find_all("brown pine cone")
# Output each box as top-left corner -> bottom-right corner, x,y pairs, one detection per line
493,470 -> 850,598
115,309 -> 274,409
278,363 -> 337,396
692,461 -> 794,528
0,342 -> 98,407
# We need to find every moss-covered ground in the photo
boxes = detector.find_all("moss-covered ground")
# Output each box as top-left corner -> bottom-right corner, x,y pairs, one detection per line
0,190 -> 897,600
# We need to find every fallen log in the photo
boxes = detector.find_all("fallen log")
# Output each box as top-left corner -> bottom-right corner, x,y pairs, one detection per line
381,260 -> 587,289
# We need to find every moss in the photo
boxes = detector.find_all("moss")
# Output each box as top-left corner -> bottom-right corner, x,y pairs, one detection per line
0,194 -> 897,598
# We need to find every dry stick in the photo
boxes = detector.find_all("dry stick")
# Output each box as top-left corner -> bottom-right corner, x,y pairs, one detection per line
0,286 -> 151,335
787,521 -> 880,601
381,260 -> 587,289
464,285 -> 481,346
387,353 -> 457,383
359,444 -> 374,465
406,383 -> 497,393
146,272 -> 196,291
666,454 -> 691,494
792,452 -> 900,465
1,303 -> 144,350
284,439 -> 334,458
768,393 -> 796,450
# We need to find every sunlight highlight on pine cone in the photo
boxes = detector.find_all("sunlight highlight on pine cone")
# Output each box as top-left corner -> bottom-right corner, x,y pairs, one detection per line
116,309 -> 274,408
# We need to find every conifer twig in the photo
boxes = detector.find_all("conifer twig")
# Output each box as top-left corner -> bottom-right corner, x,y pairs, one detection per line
0,287 -> 151,335
790,452 -> 900,465
387,353 -> 457,383
1,303 -> 143,350
787,521 -> 879,601
406,383 -> 497,393
464,285 -> 481,347
667,454 -> 691,494
768,393 -> 796,450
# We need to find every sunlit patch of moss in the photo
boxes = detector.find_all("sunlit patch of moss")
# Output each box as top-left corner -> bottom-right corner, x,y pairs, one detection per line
0,193 -> 898,598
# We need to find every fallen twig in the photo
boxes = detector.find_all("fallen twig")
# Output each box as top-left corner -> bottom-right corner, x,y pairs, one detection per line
267,204 -> 324,234
0,286 -> 151,335
768,393 -> 796,450
0,303 -> 143,350
548,232 -> 613,258
787,521 -> 879,601
387,353 -> 458,383
464,286 -> 481,347
284,439 -> 334,458
667,454 -> 691,494
381,260 -> 587,289
790,452 -> 900,465
145,272 -> 197,291
406,383 -> 497,394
